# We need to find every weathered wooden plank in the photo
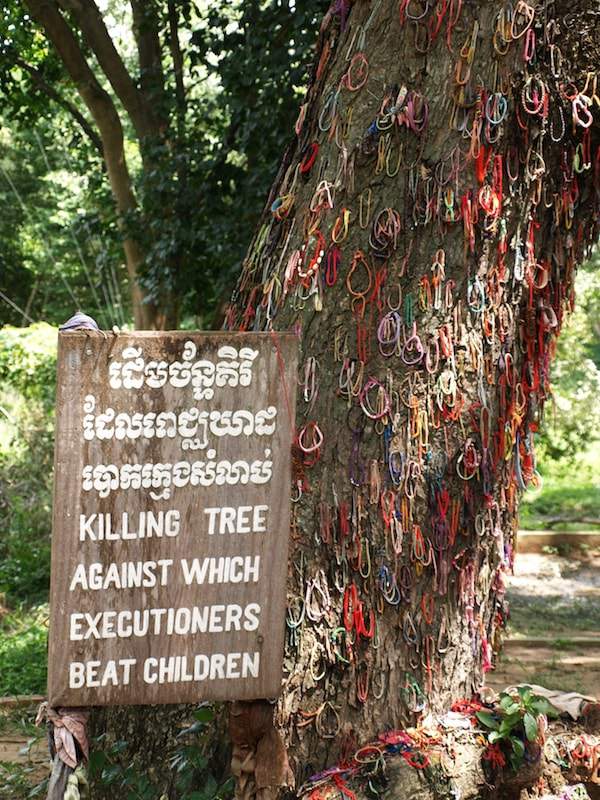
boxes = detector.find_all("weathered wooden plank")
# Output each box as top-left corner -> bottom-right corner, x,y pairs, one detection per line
48,331 -> 298,707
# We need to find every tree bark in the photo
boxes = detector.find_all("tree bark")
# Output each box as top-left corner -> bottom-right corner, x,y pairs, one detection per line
130,0 -> 168,132
224,0 -> 600,791
167,0 -> 186,142
56,0 -> 162,143
22,0 -> 155,330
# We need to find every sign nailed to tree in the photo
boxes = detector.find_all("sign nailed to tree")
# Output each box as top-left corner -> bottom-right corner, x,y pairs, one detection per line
48,331 -> 298,707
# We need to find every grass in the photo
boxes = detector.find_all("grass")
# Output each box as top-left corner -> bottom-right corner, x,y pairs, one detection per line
504,657 -> 592,694
0,707 -> 40,739
519,448 -> 600,531
0,606 -> 48,697
0,761 -> 46,800
507,595 -> 598,638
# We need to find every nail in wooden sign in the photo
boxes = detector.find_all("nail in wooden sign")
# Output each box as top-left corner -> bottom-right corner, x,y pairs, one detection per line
48,331 -> 298,706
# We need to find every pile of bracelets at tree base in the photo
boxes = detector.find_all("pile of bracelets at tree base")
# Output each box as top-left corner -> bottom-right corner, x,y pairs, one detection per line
294,700 -> 599,800
224,0 -> 599,780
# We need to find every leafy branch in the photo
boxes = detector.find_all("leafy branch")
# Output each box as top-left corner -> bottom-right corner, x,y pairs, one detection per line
476,686 -> 558,772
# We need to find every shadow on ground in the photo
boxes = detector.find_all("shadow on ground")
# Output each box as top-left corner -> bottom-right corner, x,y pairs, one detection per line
487,549 -> 600,697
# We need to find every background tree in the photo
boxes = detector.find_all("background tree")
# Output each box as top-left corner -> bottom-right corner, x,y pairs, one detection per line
0,1 -> 328,328
222,0 -> 600,793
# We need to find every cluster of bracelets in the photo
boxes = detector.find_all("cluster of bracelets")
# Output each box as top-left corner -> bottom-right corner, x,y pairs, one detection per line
224,0 -> 599,768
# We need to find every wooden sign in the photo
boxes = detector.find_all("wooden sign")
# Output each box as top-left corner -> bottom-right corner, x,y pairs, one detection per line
48,331 -> 298,707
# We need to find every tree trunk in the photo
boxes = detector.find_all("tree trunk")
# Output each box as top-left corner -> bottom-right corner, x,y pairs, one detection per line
23,0 -> 157,330
223,0 -> 600,790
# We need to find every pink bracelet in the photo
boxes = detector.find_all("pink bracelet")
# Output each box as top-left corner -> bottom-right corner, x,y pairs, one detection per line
359,377 -> 391,420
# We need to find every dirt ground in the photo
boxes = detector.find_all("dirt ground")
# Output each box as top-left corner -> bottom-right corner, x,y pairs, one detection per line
486,549 -> 600,697
0,732 -> 48,778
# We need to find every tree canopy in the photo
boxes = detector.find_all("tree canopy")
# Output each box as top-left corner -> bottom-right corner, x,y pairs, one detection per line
0,0 -> 328,328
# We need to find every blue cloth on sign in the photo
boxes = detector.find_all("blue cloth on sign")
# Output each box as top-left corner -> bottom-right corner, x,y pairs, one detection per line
59,312 -> 100,331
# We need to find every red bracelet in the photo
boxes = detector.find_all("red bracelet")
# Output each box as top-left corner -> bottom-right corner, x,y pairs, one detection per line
299,142 -> 319,174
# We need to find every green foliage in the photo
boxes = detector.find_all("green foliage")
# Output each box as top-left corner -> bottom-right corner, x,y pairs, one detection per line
0,706 -> 48,799
173,0 -> 329,314
521,262 -> 600,529
0,2 -> 120,325
0,323 -> 57,404
0,760 -> 45,800
0,324 -> 56,604
0,606 -> 48,695
0,119 -> 116,327
89,706 -> 233,800
0,1 -> 328,326
520,468 -> 600,530
476,687 -> 558,772
537,259 -> 600,464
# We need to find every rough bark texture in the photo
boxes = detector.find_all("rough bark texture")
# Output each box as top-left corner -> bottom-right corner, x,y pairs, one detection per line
130,0 -> 169,131
223,0 -> 600,792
